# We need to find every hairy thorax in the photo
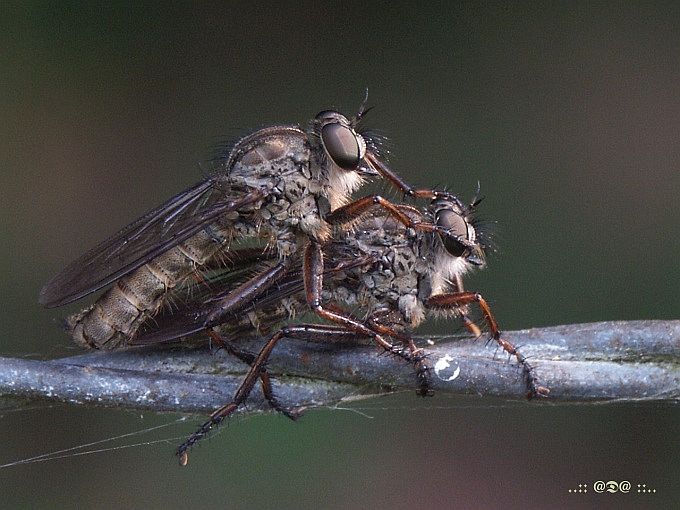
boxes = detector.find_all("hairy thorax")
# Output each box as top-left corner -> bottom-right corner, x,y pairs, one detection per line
68,126 -> 353,349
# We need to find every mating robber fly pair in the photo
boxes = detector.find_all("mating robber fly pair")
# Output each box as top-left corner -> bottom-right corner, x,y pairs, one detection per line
40,100 -> 548,464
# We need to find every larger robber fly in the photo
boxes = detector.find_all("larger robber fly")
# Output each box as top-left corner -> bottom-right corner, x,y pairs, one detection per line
133,193 -> 549,461
40,100 -> 454,350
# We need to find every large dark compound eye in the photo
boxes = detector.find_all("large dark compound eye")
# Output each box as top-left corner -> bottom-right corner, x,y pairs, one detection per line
436,209 -> 469,257
320,122 -> 362,170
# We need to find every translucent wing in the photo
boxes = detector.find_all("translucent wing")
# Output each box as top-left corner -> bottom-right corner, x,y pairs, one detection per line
40,178 -> 264,307
133,250 -> 376,346
133,208 -> 400,345
133,250 -> 296,345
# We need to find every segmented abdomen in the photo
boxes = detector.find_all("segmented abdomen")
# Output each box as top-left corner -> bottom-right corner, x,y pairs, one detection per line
67,226 -> 233,349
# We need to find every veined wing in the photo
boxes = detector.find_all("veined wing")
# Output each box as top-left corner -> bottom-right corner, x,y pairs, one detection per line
133,248 -> 291,345
133,249 -> 376,346
133,207 -> 408,346
40,178 -> 264,307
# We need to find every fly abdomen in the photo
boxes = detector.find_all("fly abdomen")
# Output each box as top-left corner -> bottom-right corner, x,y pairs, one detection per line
67,225 -> 234,349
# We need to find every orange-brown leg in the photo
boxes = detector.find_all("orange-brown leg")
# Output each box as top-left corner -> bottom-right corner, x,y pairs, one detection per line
449,273 -> 483,338
303,241 -> 411,360
366,315 -> 433,397
325,194 -> 472,249
303,242 -> 432,394
427,292 -> 550,399
179,321 -> 408,465
460,313 -> 483,338
363,151 -> 462,201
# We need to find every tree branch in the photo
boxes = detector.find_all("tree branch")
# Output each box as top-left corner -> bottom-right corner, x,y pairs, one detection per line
1,321 -> 678,415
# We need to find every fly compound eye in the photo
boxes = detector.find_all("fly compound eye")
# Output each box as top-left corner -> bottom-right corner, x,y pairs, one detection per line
320,122 -> 363,171
436,209 -> 469,257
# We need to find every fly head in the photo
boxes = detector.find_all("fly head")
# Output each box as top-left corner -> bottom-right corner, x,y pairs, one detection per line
313,111 -> 367,171
432,196 -> 486,268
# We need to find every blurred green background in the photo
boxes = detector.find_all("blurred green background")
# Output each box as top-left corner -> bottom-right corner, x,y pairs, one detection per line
1,1 -> 678,508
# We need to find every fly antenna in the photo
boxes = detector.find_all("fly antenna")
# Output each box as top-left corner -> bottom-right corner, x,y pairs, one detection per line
353,88 -> 374,125
470,181 -> 485,209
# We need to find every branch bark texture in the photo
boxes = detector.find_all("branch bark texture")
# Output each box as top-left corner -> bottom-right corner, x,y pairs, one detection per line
0,321 -> 678,415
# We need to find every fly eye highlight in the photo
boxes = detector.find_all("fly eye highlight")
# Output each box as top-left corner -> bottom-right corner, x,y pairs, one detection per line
436,209 -> 470,257
320,122 -> 365,171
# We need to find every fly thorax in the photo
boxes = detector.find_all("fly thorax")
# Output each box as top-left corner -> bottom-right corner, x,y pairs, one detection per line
227,128 -> 309,180
285,194 -> 329,240
232,216 -> 263,240
412,236 -> 431,301
270,171 -> 332,240
386,244 -> 419,278
383,243 -> 419,292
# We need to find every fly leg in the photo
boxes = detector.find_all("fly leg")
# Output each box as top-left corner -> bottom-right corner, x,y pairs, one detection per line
303,242 -> 415,365
326,194 -> 465,245
200,253 -> 378,351
450,273 -> 482,338
205,328 -> 256,363
460,313 -> 482,338
178,326 -> 292,465
426,292 -> 550,399
178,322 -> 386,465
366,312 -> 433,397
206,328 -> 304,421
204,258 -> 294,327
135,258 -> 295,346
364,151 -> 462,201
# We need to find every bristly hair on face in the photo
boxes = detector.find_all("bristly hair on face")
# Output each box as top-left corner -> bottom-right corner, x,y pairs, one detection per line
464,184 -> 498,255
471,217 -> 498,255
351,89 -> 392,163
359,128 -> 391,163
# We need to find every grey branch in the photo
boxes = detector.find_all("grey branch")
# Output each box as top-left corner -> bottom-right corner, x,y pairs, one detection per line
1,321 -> 678,415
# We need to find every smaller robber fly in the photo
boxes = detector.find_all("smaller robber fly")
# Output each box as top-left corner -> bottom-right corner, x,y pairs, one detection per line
134,192 -> 549,463
40,98 -> 458,352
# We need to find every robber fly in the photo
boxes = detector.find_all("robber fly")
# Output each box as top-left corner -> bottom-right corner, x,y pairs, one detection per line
40,100 -> 454,350
134,193 -> 549,462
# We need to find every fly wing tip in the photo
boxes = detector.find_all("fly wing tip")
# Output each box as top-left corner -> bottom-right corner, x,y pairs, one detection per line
38,280 -> 73,308
38,284 -> 55,307
38,291 -> 60,308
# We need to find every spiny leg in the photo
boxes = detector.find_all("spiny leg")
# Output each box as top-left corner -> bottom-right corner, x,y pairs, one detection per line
447,273 -> 482,338
303,241 -> 415,365
201,252 -> 376,335
180,321 -> 396,465
366,314 -> 433,397
133,258 -> 295,347
460,312 -> 482,338
325,194 -> 468,246
363,151 -> 461,201
258,367 -> 304,421
179,326 -> 294,465
206,328 -> 302,421
204,258 -> 294,326
276,323 -> 369,346
426,292 -> 550,399
205,328 -> 255,363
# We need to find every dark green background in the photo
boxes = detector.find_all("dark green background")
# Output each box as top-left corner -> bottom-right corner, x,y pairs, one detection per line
1,2 -> 678,508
